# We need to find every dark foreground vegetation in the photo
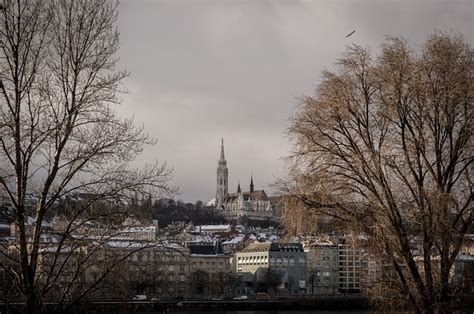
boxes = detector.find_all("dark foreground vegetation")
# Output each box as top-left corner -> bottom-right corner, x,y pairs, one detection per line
1,296 -> 369,313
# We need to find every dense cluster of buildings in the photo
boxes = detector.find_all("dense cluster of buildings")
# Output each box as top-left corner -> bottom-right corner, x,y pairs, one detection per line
0,188 -> 383,302
2,197 -> 472,303
0,140 -> 472,303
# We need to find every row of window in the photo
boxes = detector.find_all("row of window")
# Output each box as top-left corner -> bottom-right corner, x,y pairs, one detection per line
316,271 -> 331,277
237,257 -> 306,266
128,253 -> 185,263
339,277 -> 360,282
339,283 -> 360,288
135,265 -> 186,272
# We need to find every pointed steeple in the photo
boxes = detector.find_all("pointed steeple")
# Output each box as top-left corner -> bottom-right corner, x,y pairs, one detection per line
220,138 -> 225,161
250,174 -> 254,193
216,138 -> 228,208
237,180 -> 241,193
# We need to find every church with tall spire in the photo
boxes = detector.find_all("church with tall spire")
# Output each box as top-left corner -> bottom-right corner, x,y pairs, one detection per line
213,139 -> 275,222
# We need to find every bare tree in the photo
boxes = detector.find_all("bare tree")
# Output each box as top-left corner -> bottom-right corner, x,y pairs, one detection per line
255,267 -> 283,294
283,33 -> 472,313
0,0 -> 172,312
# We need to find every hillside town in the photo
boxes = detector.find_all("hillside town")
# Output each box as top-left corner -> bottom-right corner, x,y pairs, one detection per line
2,200 -> 473,304
1,140 -> 472,305
0,1 -> 472,313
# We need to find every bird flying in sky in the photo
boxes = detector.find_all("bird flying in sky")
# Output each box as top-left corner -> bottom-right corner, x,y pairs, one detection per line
345,30 -> 356,38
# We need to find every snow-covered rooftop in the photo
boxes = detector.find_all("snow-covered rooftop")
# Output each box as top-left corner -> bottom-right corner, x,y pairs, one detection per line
205,198 -> 216,207
192,234 -> 214,242
120,226 -> 156,233
223,234 -> 245,245
200,224 -> 230,230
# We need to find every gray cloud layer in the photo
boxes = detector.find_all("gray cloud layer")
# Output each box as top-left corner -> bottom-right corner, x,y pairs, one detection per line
117,0 -> 473,202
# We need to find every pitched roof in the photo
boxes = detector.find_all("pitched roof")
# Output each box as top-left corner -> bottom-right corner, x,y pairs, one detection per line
246,190 -> 268,201
187,241 -> 225,255
241,242 -> 272,253
241,242 -> 304,253
226,190 -> 269,202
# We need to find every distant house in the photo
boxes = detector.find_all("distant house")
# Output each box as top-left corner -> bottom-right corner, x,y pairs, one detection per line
222,233 -> 247,253
195,224 -> 231,235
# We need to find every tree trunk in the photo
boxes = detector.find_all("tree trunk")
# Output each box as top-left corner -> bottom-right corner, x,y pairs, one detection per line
25,289 -> 41,314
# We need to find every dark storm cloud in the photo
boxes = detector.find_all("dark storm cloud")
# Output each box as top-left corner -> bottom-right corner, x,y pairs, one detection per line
116,0 -> 473,202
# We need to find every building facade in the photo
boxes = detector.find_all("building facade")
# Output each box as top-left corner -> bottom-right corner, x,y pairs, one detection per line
235,242 -> 307,295
305,241 -> 339,294
338,242 -> 362,293
187,240 -> 232,296
214,139 -> 275,222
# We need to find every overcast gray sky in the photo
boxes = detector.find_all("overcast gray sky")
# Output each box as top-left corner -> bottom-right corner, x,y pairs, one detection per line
116,0 -> 473,203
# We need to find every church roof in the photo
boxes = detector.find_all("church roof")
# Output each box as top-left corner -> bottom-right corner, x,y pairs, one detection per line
226,190 -> 269,202
245,190 -> 268,201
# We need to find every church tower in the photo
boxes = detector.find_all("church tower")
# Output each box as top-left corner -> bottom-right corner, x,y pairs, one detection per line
216,138 -> 228,208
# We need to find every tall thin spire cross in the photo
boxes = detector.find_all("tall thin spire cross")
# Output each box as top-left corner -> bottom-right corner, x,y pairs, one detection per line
220,138 -> 225,160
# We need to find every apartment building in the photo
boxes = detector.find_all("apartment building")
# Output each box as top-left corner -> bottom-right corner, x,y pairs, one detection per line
187,240 -> 231,296
305,241 -> 339,294
235,242 -> 307,294
338,242 -> 361,293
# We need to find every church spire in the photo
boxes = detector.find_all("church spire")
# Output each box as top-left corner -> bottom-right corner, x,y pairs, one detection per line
237,180 -> 241,193
216,138 -> 228,208
220,138 -> 225,161
250,174 -> 254,193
